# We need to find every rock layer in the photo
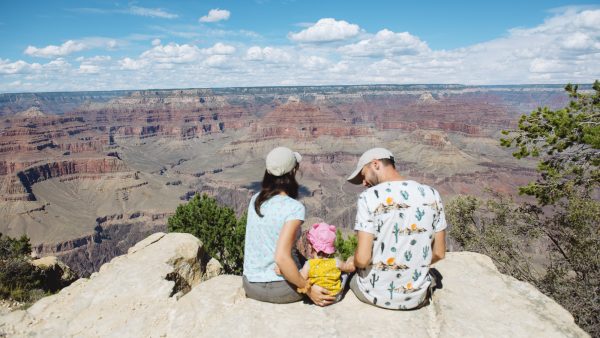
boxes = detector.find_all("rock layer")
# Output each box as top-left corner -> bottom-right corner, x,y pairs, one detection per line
0,233 -> 588,338
0,85 -> 570,280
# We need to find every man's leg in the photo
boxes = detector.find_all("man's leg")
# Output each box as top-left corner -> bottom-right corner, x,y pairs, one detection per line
349,273 -> 373,305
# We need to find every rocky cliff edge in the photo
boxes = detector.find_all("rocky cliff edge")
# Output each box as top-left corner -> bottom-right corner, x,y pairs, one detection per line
0,232 -> 589,338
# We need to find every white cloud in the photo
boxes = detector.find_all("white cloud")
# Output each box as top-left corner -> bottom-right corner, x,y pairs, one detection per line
78,64 -> 100,74
301,55 -> 330,70
288,18 -> 360,43
199,9 -> 230,23
339,29 -> 429,57
152,38 -> 162,46
330,61 -> 349,73
129,6 -> 178,19
574,9 -> 600,28
24,40 -> 87,58
107,40 -> 118,49
529,58 -> 572,73
140,43 -> 202,63
77,55 -> 111,62
119,57 -> 147,70
45,58 -> 71,70
202,42 -> 236,55
3,7 -> 600,92
245,46 -> 291,63
561,32 -> 597,50
23,38 -> 118,58
0,59 -> 42,74
204,55 -> 228,67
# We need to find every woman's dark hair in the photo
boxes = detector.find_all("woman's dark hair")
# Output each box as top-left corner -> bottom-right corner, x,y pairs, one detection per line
254,167 -> 299,217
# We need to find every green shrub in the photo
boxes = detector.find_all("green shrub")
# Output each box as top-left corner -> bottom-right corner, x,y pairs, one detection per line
167,194 -> 246,275
0,233 -> 45,302
335,229 -> 357,261
0,233 -> 32,259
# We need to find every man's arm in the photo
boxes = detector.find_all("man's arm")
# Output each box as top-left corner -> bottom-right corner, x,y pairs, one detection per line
353,231 -> 374,269
431,230 -> 446,264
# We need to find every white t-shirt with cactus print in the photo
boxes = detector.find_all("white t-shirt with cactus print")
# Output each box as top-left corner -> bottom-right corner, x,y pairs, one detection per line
354,180 -> 447,310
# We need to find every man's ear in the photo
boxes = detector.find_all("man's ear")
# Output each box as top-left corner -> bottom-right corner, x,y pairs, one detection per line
372,159 -> 379,171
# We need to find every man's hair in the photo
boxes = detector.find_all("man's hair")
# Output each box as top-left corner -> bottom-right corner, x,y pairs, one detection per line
379,157 -> 396,169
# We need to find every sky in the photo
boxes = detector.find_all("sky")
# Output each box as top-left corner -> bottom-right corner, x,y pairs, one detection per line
0,1 -> 599,93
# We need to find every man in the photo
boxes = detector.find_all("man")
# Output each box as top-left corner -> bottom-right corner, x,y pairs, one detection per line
347,148 -> 447,310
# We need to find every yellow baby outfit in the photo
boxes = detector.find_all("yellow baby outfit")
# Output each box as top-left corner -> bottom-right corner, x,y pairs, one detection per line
308,258 -> 342,295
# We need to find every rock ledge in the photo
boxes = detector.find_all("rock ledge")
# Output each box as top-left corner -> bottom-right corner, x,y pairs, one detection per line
0,233 -> 589,338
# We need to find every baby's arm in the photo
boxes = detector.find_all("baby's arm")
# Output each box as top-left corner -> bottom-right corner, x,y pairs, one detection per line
337,256 -> 356,273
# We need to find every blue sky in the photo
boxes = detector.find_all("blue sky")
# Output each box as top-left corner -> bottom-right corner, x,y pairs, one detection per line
0,1 -> 599,92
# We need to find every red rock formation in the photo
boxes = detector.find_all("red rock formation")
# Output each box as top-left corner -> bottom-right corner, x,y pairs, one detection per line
251,102 -> 372,139
1,158 -> 128,201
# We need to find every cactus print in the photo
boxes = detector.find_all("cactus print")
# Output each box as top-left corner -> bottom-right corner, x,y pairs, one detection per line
353,180 -> 448,310
422,246 -> 430,260
412,269 -> 422,281
369,273 -> 379,288
401,190 -> 409,200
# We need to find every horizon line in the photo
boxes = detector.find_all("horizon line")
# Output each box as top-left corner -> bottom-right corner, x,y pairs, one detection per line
0,82 -> 589,96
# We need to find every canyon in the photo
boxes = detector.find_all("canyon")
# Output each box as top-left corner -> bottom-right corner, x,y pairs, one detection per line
0,84 -> 571,276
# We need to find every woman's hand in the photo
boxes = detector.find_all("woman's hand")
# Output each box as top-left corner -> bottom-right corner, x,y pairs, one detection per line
307,284 -> 336,307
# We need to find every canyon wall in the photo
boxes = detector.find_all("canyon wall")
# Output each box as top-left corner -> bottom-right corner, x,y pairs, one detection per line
0,84 -> 571,276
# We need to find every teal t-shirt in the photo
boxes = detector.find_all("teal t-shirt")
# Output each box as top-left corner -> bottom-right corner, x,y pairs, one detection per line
243,193 -> 305,282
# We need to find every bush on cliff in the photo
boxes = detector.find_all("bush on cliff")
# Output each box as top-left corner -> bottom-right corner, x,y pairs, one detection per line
334,229 -> 357,261
0,233 -> 44,302
167,194 -> 246,275
448,81 -> 600,336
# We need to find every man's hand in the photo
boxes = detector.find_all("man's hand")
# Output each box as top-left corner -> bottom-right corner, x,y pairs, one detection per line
343,256 -> 356,273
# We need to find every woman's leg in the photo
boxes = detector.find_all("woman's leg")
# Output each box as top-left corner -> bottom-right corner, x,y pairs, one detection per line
243,275 -> 303,304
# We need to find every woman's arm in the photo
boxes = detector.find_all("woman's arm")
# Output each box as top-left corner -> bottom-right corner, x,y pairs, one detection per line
275,219 -> 335,306
299,261 -> 309,279
274,219 -> 308,288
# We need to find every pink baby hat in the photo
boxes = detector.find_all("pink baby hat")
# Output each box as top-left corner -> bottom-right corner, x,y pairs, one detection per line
307,222 -> 337,254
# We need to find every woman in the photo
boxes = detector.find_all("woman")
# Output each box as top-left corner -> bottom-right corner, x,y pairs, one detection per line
242,146 -> 335,306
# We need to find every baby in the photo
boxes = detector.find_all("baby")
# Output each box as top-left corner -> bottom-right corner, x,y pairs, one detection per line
303,222 -> 355,300
277,222 -> 355,302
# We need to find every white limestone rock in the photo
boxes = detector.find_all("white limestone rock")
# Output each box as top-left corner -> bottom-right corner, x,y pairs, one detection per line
0,233 -> 589,338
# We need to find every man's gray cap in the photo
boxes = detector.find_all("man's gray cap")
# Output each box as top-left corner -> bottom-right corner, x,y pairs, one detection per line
347,148 -> 394,185
266,146 -> 302,176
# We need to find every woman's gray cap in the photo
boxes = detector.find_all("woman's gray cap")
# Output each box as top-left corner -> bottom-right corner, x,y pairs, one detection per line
266,146 -> 302,176
347,148 -> 394,184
